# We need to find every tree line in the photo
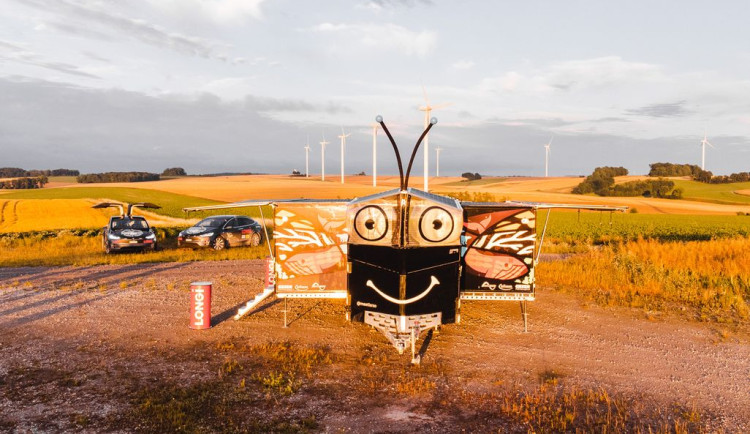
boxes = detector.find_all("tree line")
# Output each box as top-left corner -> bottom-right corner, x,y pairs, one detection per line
648,162 -> 749,184
573,166 -> 682,198
0,176 -> 48,189
0,167 -> 79,178
77,172 -> 161,183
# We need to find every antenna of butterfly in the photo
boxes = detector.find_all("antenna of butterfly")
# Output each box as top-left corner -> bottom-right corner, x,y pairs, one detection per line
376,115 -> 405,190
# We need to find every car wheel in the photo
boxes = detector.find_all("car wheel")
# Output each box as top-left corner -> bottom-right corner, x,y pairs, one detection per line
250,232 -> 261,247
212,237 -> 228,251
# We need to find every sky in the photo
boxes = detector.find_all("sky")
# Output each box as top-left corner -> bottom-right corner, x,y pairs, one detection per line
1,0 -> 749,177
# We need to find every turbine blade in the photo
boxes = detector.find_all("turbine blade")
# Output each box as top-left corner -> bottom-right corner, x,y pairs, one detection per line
421,82 -> 430,106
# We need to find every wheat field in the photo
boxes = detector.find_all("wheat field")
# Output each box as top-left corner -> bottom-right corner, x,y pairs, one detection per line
538,237 -> 750,323
0,198 -> 194,233
45,174 -> 750,215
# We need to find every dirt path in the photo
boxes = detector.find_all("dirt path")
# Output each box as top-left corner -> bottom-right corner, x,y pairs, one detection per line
1,260 -> 748,432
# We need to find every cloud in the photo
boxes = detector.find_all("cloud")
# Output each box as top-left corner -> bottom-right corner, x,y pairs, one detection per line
147,0 -> 268,24
592,117 -> 630,123
362,0 -> 433,9
35,20 -> 114,42
451,60 -> 475,70
479,56 -> 663,94
244,96 -> 353,114
311,22 -> 437,58
625,101 -> 690,118
0,77 -> 311,173
0,38 -> 99,79
503,118 -> 576,128
3,76 -> 750,177
14,0 -> 230,60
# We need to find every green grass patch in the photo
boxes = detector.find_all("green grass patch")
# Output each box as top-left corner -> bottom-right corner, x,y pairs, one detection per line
540,210 -> 750,244
441,177 -> 507,187
0,232 -> 271,267
47,176 -> 77,183
673,179 -> 750,205
1,186 -> 270,220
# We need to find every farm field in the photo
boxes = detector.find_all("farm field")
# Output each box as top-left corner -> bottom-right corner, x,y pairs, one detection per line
14,174 -> 750,215
673,179 -> 750,205
0,187 -> 221,218
0,198 -> 194,233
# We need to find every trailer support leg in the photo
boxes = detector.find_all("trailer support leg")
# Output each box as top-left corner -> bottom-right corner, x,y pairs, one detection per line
283,298 -> 288,328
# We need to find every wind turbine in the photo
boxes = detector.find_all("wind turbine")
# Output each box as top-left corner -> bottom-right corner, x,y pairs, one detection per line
304,138 -> 310,178
320,134 -> 329,181
371,123 -> 379,187
435,146 -> 442,177
700,130 -> 715,170
419,85 -> 451,192
338,127 -> 350,184
544,137 -> 553,177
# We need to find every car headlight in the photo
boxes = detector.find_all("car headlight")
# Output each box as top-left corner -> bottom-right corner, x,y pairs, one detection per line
200,232 -> 214,237
108,234 -> 121,240
145,233 -> 156,240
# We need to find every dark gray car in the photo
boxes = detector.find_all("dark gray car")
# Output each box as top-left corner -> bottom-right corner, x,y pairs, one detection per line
178,215 -> 262,250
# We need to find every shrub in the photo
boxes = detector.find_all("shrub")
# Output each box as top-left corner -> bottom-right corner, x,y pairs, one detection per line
161,167 -> 187,176
572,166 -> 628,195
648,163 -> 701,177
461,172 -> 482,181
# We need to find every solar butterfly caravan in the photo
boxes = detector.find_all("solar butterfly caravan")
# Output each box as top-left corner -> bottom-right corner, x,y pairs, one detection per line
185,116 -> 625,363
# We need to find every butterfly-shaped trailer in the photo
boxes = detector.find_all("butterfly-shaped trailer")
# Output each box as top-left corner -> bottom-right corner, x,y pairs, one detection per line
185,116 -> 625,363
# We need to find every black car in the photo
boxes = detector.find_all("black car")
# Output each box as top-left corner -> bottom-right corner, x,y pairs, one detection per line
178,215 -> 262,250
93,202 -> 160,253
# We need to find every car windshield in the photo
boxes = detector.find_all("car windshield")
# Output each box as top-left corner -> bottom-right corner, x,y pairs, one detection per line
196,217 -> 230,228
111,217 -> 148,230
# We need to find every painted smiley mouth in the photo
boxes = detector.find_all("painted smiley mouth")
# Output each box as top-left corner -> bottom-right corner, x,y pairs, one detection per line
365,276 -> 440,305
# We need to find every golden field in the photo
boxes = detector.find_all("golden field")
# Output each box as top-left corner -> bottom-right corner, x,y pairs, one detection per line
0,199 -> 111,233
0,198 -> 194,233
538,237 -> 750,323
53,174 -> 750,215
0,234 -> 267,267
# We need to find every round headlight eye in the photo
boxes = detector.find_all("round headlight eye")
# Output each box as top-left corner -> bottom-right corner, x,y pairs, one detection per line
354,205 -> 388,241
419,206 -> 454,242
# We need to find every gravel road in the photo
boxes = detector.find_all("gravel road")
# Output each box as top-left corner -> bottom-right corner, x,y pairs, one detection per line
1,259 -> 748,432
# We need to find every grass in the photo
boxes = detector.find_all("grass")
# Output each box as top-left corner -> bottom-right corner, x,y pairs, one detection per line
440,177 -> 507,187
0,232 -> 270,267
3,337 -> 714,432
538,237 -> 750,324
0,187 -> 230,219
128,340 -> 711,433
47,176 -> 77,183
540,210 -> 750,244
672,179 -> 750,205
